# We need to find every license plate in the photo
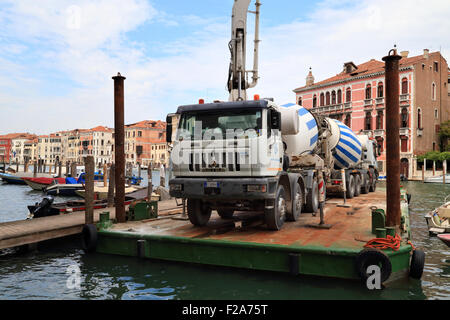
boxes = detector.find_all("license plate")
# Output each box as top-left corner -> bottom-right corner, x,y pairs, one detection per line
204,181 -> 220,188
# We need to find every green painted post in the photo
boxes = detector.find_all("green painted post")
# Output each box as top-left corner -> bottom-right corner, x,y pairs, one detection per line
376,228 -> 387,238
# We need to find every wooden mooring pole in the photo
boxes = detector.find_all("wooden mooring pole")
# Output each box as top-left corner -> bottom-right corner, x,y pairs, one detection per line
107,163 -> 115,208
383,48 -> 402,230
113,72 -> 126,223
148,162 -> 153,201
33,161 -> 37,178
71,162 -> 77,178
84,156 -> 95,225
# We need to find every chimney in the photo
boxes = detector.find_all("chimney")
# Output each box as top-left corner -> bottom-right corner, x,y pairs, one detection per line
400,51 -> 409,58
306,67 -> 315,86
423,49 -> 429,59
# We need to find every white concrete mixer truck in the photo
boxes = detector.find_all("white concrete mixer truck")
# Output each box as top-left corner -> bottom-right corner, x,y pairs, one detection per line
167,0 -> 379,230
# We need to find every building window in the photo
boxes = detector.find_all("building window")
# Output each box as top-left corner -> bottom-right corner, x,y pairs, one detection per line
432,83 -> 436,100
417,108 -> 422,129
365,85 -> 371,99
320,93 -> 324,106
345,114 -> 351,127
435,109 -> 439,119
346,88 -> 351,102
365,112 -> 372,130
434,62 -> 439,72
377,82 -> 384,98
326,92 -> 330,106
401,108 -> 409,128
401,137 -> 408,153
337,89 -> 342,104
401,78 -> 408,94
298,97 -> 302,106
313,95 -> 317,108
331,91 -> 336,105
376,111 -> 384,130
433,142 -> 436,151
376,137 -> 384,153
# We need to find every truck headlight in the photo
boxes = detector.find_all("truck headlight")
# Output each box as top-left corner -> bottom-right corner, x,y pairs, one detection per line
246,184 -> 267,193
170,184 -> 183,191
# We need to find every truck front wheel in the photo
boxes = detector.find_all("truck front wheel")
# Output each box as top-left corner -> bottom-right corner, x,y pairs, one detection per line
305,180 -> 319,214
187,199 -> 212,226
265,185 -> 286,230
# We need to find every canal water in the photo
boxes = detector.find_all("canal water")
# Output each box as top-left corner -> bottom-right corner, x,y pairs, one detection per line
0,178 -> 448,300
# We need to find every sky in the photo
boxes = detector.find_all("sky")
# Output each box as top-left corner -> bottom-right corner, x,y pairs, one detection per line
0,0 -> 449,135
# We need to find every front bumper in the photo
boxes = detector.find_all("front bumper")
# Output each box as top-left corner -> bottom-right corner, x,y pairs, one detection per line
169,177 -> 278,200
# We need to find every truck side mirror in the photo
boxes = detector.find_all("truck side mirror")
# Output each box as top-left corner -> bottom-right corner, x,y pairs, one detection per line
166,115 -> 173,143
271,111 -> 281,130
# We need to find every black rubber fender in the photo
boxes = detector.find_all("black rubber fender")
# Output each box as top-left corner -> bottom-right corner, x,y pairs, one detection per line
409,249 -> 425,279
81,224 -> 98,253
355,248 -> 392,283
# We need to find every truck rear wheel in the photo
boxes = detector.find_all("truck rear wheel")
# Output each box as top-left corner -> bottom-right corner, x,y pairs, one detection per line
346,175 -> 355,199
305,180 -> 319,214
287,182 -> 302,221
217,209 -> 234,219
265,185 -> 286,230
361,173 -> 370,194
354,175 -> 361,197
187,199 -> 211,226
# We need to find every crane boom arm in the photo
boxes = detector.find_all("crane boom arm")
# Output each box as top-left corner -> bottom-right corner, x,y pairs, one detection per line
227,0 -> 261,101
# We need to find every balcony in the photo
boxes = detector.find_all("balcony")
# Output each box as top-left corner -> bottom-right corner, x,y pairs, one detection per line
364,99 -> 373,106
399,127 -> 409,136
311,104 -> 343,114
373,129 -> 385,137
375,97 -> 384,105
417,128 -> 423,137
344,102 -> 352,110
400,94 -> 410,102
362,130 -> 373,138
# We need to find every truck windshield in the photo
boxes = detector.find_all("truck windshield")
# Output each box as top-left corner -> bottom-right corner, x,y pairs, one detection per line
178,109 -> 262,140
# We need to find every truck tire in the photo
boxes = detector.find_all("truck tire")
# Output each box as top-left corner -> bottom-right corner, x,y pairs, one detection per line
265,185 -> 286,230
217,209 -> 234,219
305,180 -> 319,214
354,175 -> 361,197
369,169 -> 377,192
361,173 -> 370,194
187,199 -> 211,226
346,175 -> 355,199
287,182 -> 302,221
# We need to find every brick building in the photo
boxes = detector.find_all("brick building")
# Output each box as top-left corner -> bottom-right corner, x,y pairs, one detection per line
294,49 -> 449,178
125,120 -> 167,166
0,135 -> 12,162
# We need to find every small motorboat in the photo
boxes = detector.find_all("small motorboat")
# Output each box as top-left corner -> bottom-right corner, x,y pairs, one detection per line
75,185 -> 139,200
425,196 -> 450,235
23,177 -> 66,191
437,234 -> 450,247
0,172 -> 27,185
424,174 -> 450,184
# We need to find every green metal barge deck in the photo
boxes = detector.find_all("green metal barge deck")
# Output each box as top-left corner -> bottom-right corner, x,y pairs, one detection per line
91,188 -> 417,282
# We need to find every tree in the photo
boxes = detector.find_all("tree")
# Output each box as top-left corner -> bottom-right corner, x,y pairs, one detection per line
438,120 -> 450,152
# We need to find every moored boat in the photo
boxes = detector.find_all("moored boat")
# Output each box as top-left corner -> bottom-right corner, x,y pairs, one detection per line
0,172 -> 27,185
23,177 -> 66,191
75,185 -> 140,200
424,174 -> 450,184
437,234 -> 450,247
425,197 -> 450,235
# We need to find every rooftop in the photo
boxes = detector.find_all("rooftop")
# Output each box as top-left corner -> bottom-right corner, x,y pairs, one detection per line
294,51 -> 444,93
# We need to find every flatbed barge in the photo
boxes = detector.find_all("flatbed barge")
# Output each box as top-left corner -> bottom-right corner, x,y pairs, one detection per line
92,187 -> 419,282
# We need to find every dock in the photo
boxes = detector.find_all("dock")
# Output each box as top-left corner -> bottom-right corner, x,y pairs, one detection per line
0,199 -> 182,251
93,188 -> 415,282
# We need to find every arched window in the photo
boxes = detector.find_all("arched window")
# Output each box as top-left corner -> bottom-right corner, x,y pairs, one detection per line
401,108 -> 408,128
331,91 -> 336,105
401,78 -> 408,94
365,112 -> 372,130
313,95 -> 317,108
377,82 -> 384,98
326,92 -> 330,106
376,137 -> 384,153
320,93 -> 325,106
337,89 -> 342,104
432,83 -> 436,100
376,111 -> 384,130
346,88 -> 351,102
345,114 -> 351,127
417,108 -> 422,129
365,84 -> 371,99
298,97 -> 302,106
